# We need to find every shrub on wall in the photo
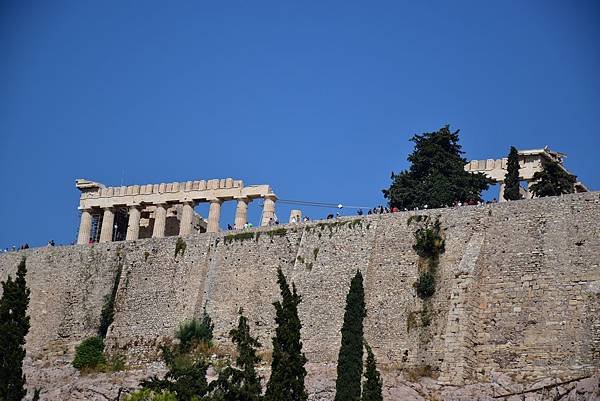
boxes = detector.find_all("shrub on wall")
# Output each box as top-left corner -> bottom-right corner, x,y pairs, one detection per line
409,215 -> 445,300
72,336 -> 106,370
124,389 -> 177,401
415,271 -> 436,299
175,308 -> 214,353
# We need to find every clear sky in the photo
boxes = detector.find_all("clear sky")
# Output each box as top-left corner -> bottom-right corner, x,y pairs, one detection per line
1,1 -> 599,248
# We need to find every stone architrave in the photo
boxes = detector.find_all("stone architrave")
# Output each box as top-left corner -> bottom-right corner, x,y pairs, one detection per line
179,201 -> 195,236
126,205 -> 142,241
99,208 -> 115,243
261,194 -> 277,226
207,199 -> 222,233
234,197 -> 250,229
152,204 -> 168,238
77,209 -> 92,244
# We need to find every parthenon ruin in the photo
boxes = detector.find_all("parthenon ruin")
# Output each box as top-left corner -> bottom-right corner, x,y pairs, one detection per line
465,147 -> 588,200
75,178 -> 277,244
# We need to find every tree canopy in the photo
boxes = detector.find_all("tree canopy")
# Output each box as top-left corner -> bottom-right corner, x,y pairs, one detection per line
0,258 -> 31,401
383,126 -> 490,209
334,270 -> 366,401
503,146 -> 522,201
264,268 -> 307,401
529,161 -> 576,197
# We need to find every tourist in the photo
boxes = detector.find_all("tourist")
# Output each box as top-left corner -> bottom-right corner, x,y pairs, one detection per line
392,206 -> 399,213
227,224 -> 233,230
357,209 -> 363,216
327,214 -> 334,219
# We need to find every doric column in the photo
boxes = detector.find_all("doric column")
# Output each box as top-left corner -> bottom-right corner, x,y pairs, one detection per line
234,197 -> 250,229
207,198 -> 222,233
77,208 -> 93,244
99,207 -> 115,243
152,203 -> 167,238
261,194 -> 277,226
126,205 -> 141,241
179,201 -> 195,236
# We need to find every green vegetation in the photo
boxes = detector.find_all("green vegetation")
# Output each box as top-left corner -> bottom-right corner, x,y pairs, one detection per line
0,258 -> 31,401
207,308 -> 262,401
124,389 -> 178,401
175,308 -> 214,353
383,125 -> 490,210
296,255 -> 305,264
361,343 -> 383,401
264,268 -> 308,401
529,160 -> 576,197
144,251 -> 150,261
334,271 -> 366,401
503,146 -> 522,201
409,216 -> 445,300
312,248 -> 319,260
141,346 -> 209,401
99,264 -> 122,338
266,227 -> 287,238
72,336 -> 106,370
175,238 -> 187,257
224,232 -> 255,244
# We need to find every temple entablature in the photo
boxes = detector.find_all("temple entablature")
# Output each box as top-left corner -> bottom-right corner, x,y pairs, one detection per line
75,178 -> 277,244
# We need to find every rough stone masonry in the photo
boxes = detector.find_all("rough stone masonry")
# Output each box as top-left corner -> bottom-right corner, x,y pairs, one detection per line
0,192 -> 599,400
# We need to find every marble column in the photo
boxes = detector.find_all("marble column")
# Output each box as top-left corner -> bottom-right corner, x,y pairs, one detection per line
261,194 -> 277,226
234,197 -> 250,229
99,207 -> 115,243
77,208 -> 93,244
498,182 -> 506,202
179,201 -> 195,236
207,198 -> 222,233
152,203 -> 167,238
126,205 -> 141,241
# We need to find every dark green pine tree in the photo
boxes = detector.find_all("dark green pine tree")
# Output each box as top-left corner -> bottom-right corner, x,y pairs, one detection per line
383,125 -> 490,210
0,258 -> 31,401
503,146 -> 522,201
264,268 -> 307,401
529,161 -> 576,197
334,270 -> 366,401
361,343 -> 383,401
208,308 -> 262,401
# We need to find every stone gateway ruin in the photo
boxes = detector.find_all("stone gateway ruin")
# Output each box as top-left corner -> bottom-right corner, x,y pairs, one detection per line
0,190 -> 599,400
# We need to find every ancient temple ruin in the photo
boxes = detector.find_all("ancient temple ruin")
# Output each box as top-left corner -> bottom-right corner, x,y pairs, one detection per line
465,147 -> 588,200
75,178 -> 277,244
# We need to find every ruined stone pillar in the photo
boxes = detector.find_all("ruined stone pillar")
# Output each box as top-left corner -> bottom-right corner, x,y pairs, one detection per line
289,209 -> 302,223
152,203 -> 167,238
99,207 -> 115,243
234,197 -> 250,229
261,194 -> 277,226
498,181 -> 506,202
207,198 -> 222,233
126,205 -> 141,241
179,201 -> 195,236
77,208 -> 93,244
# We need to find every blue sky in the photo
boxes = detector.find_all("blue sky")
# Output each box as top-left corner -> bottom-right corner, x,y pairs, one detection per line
1,1 -> 599,248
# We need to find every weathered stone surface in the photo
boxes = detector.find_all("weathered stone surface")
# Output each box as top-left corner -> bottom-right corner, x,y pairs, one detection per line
1,192 -> 599,400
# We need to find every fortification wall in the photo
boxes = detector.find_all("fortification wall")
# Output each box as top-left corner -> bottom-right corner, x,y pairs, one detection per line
1,192 -> 599,391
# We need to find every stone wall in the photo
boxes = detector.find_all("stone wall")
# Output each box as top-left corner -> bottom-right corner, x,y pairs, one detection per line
1,192 -> 599,394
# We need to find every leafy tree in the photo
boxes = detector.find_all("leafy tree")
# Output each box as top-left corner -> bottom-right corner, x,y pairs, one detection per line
264,268 -> 307,401
124,388 -> 178,401
72,336 -> 106,370
383,125 -> 490,209
98,265 -> 122,338
141,346 -> 208,401
208,308 -> 262,401
529,161 -> 576,197
503,146 -> 522,201
0,258 -> 31,401
334,271 -> 366,401
176,307 -> 214,353
361,343 -> 383,401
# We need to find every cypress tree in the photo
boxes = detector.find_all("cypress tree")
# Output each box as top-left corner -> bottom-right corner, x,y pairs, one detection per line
529,161 -> 576,197
503,146 -> 521,201
0,258 -> 31,401
264,268 -> 307,401
209,308 -> 262,401
334,270 -> 366,401
361,343 -> 383,401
